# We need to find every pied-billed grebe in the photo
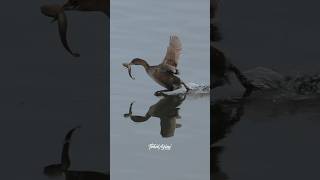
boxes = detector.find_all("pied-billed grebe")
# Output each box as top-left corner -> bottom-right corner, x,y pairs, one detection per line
123,35 -> 191,96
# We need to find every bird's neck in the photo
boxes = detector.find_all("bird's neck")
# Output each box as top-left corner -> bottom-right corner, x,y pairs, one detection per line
134,58 -> 150,70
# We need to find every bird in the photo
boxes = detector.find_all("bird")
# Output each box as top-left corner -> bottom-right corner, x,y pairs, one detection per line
123,35 -> 191,96
43,126 -> 109,180
124,94 -> 186,138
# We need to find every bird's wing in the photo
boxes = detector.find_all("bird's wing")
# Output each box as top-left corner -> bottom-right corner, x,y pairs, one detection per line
161,35 -> 182,70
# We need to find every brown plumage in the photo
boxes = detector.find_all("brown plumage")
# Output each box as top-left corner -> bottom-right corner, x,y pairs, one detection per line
124,94 -> 185,137
161,35 -> 182,74
123,35 -> 190,96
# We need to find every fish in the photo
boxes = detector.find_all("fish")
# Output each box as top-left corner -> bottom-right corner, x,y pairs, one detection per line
41,4 -> 80,57
122,63 -> 135,80
56,11 -> 80,57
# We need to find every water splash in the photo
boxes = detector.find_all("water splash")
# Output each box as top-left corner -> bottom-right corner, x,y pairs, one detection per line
244,67 -> 286,90
244,67 -> 320,101
164,82 -> 210,97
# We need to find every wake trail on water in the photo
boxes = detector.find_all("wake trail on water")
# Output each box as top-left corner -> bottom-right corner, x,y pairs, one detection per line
213,67 -> 320,102
163,82 -> 210,97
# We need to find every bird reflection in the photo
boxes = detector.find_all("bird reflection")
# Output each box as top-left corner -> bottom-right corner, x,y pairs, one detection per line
211,96 -> 246,180
124,94 -> 186,138
44,126 -> 109,180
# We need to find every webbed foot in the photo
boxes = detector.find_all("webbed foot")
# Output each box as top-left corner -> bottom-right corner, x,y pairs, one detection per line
123,102 -> 134,117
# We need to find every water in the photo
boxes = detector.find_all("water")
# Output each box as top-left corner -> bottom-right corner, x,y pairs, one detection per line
110,0 -> 210,179
214,0 -> 320,179
0,1 -> 108,179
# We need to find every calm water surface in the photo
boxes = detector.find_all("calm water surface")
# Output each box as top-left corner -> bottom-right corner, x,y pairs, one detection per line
111,0 -> 210,179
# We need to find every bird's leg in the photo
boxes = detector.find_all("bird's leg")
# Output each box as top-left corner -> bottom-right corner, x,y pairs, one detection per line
154,90 -> 171,96
123,102 -> 134,118
181,93 -> 187,101
228,63 -> 257,96
181,82 -> 191,92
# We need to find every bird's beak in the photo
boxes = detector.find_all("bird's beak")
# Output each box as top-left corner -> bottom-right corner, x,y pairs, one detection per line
122,63 -> 135,80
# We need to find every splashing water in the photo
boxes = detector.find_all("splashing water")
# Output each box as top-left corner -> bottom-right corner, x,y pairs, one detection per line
162,68 -> 320,100
163,82 -> 210,96
244,67 -> 320,101
244,67 -> 286,90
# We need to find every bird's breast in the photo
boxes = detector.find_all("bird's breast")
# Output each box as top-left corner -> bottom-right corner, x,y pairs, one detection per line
147,68 -> 174,89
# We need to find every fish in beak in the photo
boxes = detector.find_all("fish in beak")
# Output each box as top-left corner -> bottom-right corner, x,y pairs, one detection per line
122,63 -> 135,80
56,11 -> 80,57
41,4 -> 80,57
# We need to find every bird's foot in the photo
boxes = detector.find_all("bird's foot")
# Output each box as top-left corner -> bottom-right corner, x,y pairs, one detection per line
124,102 -> 134,117
242,83 -> 261,97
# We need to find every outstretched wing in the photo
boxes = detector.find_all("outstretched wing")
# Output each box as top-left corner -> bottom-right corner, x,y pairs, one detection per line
161,35 -> 182,72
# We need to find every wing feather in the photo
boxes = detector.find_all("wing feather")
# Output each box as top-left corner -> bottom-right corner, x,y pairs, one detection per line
162,35 -> 182,70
